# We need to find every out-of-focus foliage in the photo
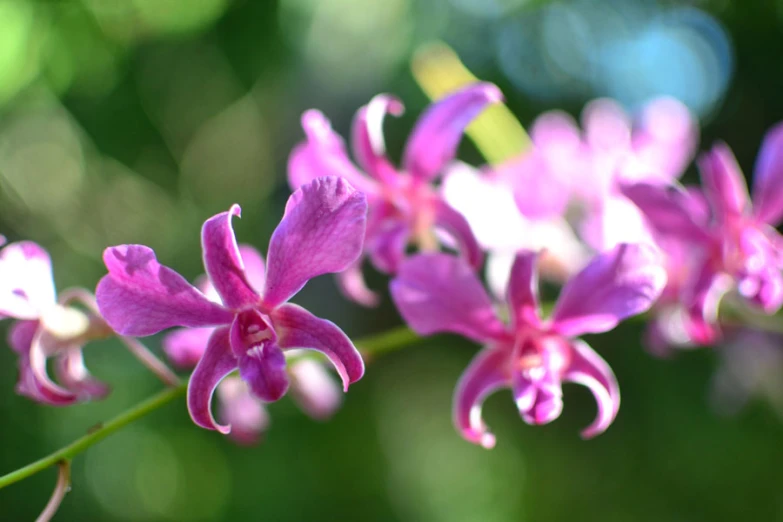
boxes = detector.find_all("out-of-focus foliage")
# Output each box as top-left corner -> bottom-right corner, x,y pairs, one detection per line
0,0 -> 782,520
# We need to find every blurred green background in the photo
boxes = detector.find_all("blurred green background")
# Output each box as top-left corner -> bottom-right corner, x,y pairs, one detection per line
1,0 -> 783,520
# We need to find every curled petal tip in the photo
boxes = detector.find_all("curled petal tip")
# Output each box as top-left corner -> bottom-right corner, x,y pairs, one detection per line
229,204 -> 242,218
480,432 -> 497,450
480,83 -> 504,104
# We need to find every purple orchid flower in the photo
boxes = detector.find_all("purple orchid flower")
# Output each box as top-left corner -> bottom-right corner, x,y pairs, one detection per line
96,177 -> 367,434
288,83 -> 502,306
501,97 -> 697,251
622,123 -> 783,343
0,241 -> 111,405
161,248 -> 343,443
390,245 -> 666,448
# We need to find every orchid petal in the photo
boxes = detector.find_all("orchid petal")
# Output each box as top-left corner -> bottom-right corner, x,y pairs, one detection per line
402,83 -> 503,181
239,341 -> 290,402
507,251 -> 542,329
684,264 -> 730,345
432,199 -> 483,270
453,346 -> 510,449
441,162 -> 530,252
217,377 -> 269,445
367,220 -> 409,274
187,326 -> 237,433
97,245 -> 233,336
563,339 -> 620,438
162,327 -> 214,369
531,110 -> 582,151
0,241 -> 56,319
620,182 -> 712,242
202,205 -> 261,309
698,144 -> 750,222
289,359 -> 343,420
390,253 -> 506,343
8,319 -> 37,355
633,96 -> 697,179
351,94 -> 404,180
508,152 -> 571,219
551,243 -> 667,337
272,303 -> 364,390
9,321 -> 75,405
237,245 -> 266,293
752,122 -> 783,225
582,98 -> 631,152
738,266 -> 783,314
263,177 -> 367,308
512,366 -> 563,426
288,110 -> 379,195
28,329 -> 78,405
54,348 -> 111,400
335,260 -> 380,308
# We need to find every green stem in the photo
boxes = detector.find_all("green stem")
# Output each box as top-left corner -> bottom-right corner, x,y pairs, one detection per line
0,382 -> 187,490
0,326 -> 419,490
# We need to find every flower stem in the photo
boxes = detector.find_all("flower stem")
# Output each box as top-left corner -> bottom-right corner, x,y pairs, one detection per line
35,460 -> 71,522
0,326 -> 419,491
118,336 -> 181,387
0,383 -> 187,490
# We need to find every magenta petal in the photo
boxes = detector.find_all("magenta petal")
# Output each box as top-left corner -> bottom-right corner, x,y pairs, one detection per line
201,205 -> 261,310
9,321 -> 75,405
507,251 -> 542,328
684,263 -> 728,345
272,303 -> 364,390
239,341 -> 290,402
512,366 -> 563,426
263,177 -> 368,308
351,94 -> 404,180
402,83 -> 503,181
453,346 -> 510,449
289,359 -> 343,420
97,245 -> 234,336
508,153 -> 571,219
162,327 -> 214,369
367,220 -> 410,274
698,144 -> 750,221
54,349 -> 111,400
335,260 -> 380,308
620,182 -> 712,242
740,267 -> 783,314
288,110 -> 379,195
563,339 -> 620,438
187,326 -> 237,433
0,241 -> 56,319
432,199 -> 483,270
217,377 -> 269,445
390,253 -> 506,342
237,245 -> 266,293
752,122 -> 783,225
551,243 -> 667,337
28,330 -> 78,405
8,319 -> 38,355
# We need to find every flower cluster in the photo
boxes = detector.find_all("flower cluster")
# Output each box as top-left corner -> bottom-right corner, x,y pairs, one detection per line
1,82 -> 781,454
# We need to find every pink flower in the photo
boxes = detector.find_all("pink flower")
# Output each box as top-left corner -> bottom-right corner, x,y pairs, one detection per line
505,97 -> 698,250
0,241 -> 110,405
96,177 -> 367,435
288,84 -> 502,306
623,123 -> 783,343
390,245 -> 666,447
161,248 -> 342,443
